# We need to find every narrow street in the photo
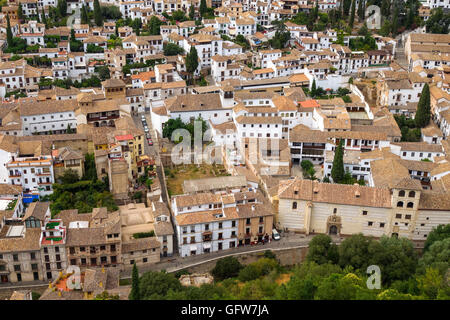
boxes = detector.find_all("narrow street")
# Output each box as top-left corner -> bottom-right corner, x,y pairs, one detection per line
119,233 -> 344,278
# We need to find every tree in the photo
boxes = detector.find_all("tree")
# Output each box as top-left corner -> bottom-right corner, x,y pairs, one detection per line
391,6 -> 399,36
424,224 -> 450,252
310,79 -> 317,97
60,169 -> 79,184
129,263 -> 140,300
93,0 -> 103,26
349,0 -> 356,28
148,16 -> 163,35
368,236 -> 418,284
301,160 -> 316,180
185,46 -> 199,79
139,271 -> 182,299
425,8 -> 450,34
418,238 -> 450,276
415,83 -> 431,128
381,0 -> 391,17
269,30 -> 290,49
338,233 -> 372,270
6,14 -> 12,47
211,256 -> 242,281
357,0 -> 365,21
307,234 -> 340,265
18,4 -> 24,21
163,43 -> 184,56
189,5 -> 195,20
81,4 -> 89,25
200,0 -> 207,16
57,0 -> 67,17
417,267 -> 446,299
96,66 -> 111,81
343,0 -> 352,16
331,140 -> 344,183
41,7 -> 47,27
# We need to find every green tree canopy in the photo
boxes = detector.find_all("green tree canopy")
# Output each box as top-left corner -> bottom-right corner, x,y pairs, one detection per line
93,0 -> 103,26
415,83 -> 431,128
307,234 -> 340,265
139,271 -> 182,299
331,140 -> 344,183
163,43 -> 184,56
211,256 -> 242,281
424,224 -> 450,251
129,263 -> 140,300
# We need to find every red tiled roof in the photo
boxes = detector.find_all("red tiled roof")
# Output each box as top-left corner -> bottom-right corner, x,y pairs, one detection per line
115,134 -> 133,141
299,99 -> 320,108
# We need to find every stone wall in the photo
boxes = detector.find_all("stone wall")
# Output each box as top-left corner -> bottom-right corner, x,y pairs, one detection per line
175,246 -> 309,275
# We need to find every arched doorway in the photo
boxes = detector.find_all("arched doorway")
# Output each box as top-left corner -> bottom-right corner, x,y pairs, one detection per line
329,225 -> 338,235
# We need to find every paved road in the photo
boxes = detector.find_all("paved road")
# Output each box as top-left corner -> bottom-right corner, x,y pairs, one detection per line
120,233 -> 344,278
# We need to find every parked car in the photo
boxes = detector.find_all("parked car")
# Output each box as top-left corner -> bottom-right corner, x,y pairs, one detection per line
145,133 -> 151,139
272,229 -> 281,240
141,115 -> 146,121
147,139 -> 153,146
144,127 -> 149,132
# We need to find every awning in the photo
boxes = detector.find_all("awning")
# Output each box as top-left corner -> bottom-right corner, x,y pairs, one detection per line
203,243 -> 211,249
190,245 -> 197,251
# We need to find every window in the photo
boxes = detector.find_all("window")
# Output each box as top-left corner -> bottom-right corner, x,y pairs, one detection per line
292,202 -> 297,209
396,201 -> 403,208
380,223 -> 385,228
333,208 -> 337,214
407,202 -> 414,208
396,214 -> 402,219
362,211 -> 368,215
408,191 -> 415,198
368,221 -> 373,226
13,254 -> 18,262
14,265 -> 21,272
405,214 -> 411,219
399,190 -> 405,197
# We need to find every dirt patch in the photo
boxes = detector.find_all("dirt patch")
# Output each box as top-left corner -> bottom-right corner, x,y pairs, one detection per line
166,164 -> 229,196
275,273 -> 292,285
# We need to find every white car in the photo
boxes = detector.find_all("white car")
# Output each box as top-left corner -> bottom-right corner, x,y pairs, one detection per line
272,229 -> 281,241
144,127 -> 149,132
141,115 -> 146,121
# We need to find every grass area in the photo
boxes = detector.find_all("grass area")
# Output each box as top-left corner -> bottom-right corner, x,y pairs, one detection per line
119,278 -> 132,286
45,237 -> 62,241
165,164 -> 229,196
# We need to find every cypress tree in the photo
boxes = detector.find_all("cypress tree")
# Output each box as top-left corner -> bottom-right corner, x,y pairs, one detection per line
391,6 -> 399,36
415,83 -> 431,128
57,0 -> 67,17
349,0 -> 356,28
6,14 -> 12,47
343,0 -> 352,16
357,0 -> 365,21
311,79 -> 317,97
186,46 -> 199,75
129,263 -> 140,300
381,0 -> 390,18
94,0 -> 103,26
200,0 -> 207,16
331,140 -> 345,183
189,5 -> 195,20
81,5 -> 89,25
18,4 -> 24,21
